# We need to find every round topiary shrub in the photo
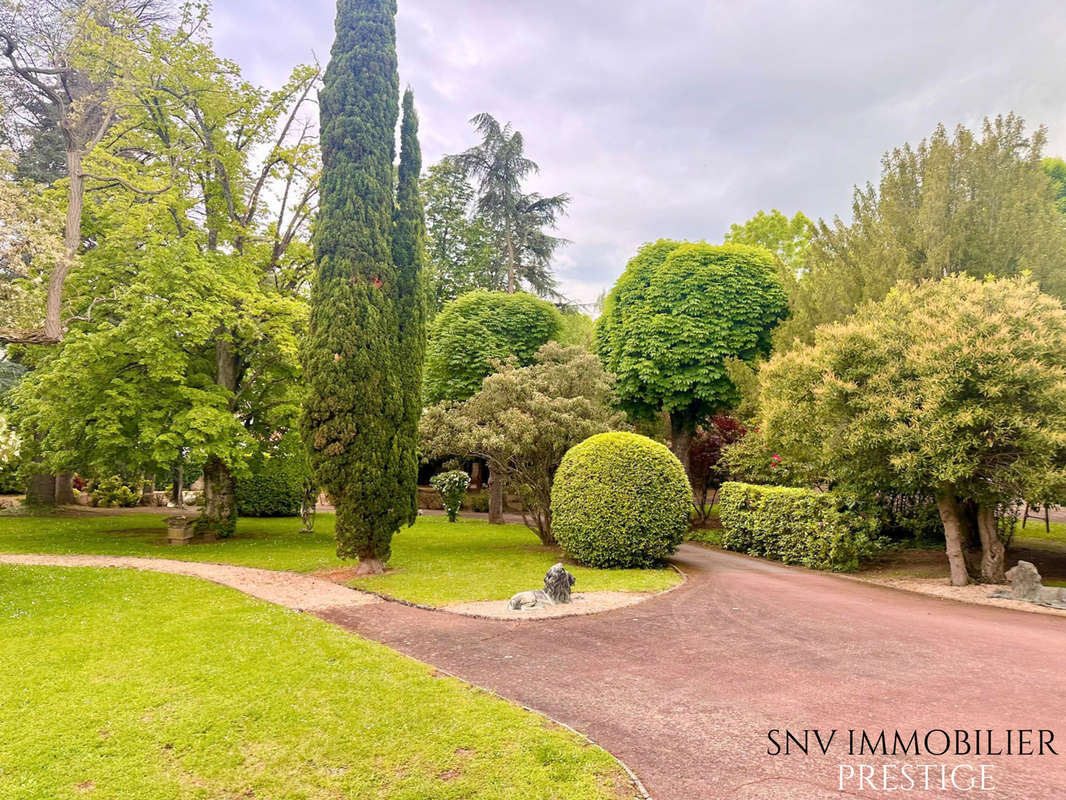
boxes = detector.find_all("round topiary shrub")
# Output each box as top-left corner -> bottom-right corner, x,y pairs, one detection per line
551,432 -> 691,568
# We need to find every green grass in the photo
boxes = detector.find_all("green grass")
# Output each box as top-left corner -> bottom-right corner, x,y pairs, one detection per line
0,566 -> 630,800
1012,519 -> 1066,544
349,517 -> 680,606
0,512 -> 680,607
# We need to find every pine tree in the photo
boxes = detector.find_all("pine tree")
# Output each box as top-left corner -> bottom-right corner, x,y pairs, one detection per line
393,87 -> 427,529
303,0 -> 408,574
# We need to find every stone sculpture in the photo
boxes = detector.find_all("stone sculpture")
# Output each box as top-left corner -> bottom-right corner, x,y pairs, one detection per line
508,563 -> 576,610
989,561 -> 1066,609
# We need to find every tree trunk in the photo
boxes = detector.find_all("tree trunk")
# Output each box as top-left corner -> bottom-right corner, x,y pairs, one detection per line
669,412 -> 694,482
936,491 -> 971,587
354,557 -> 385,575
488,469 -> 504,524
505,227 -> 517,294
172,461 -> 184,508
54,473 -> 76,505
471,461 -> 483,491
198,455 -> 236,538
976,506 -> 1007,584
198,338 -> 238,536
25,473 -> 56,506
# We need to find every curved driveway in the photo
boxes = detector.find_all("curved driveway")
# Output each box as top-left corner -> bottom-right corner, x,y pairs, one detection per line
319,544 -> 1066,800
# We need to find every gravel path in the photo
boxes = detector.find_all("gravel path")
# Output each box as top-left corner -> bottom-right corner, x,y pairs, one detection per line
0,554 -> 382,613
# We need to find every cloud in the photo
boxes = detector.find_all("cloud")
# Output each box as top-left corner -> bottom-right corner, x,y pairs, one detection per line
212,0 -> 1066,304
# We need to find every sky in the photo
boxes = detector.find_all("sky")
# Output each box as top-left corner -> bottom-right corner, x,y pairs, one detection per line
211,0 -> 1066,306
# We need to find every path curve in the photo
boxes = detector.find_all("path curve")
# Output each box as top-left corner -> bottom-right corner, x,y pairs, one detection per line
0,553 -> 382,613
318,544 -> 1066,800
5,547 -> 1066,799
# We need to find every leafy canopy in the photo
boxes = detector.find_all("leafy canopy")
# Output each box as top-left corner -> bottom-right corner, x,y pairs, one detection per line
423,290 -> 562,404
755,275 -> 1066,507
779,114 -> 1066,346
420,342 -> 625,544
596,240 -> 787,430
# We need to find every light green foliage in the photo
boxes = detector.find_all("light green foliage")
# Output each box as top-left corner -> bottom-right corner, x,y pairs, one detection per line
717,482 -> 884,572
303,0 -> 421,566
0,415 -> 18,493
236,432 -> 311,518
596,241 -> 787,433
780,115 -> 1066,346
423,290 -> 562,403
1042,157 -> 1066,213
557,310 -> 597,349
429,469 -> 471,522
756,275 -> 1066,504
421,158 -> 497,311
422,343 -> 626,543
551,432 -> 691,568
90,476 -> 140,508
0,566 -> 632,798
724,209 -> 815,294
0,514 -> 680,605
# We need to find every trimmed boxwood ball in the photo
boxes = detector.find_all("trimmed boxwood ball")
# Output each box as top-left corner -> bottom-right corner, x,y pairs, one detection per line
551,432 -> 691,568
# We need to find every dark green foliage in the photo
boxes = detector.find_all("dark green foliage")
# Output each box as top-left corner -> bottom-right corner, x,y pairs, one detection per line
393,88 -> 427,530
717,482 -> 885,572
302,0 -> 412,564
430,469 -> 470,522
423,290 -> 562,403
596,241 -> 787,434
236,433 -> 311,518
551,432 -> 691,568
0,462 -> 20,494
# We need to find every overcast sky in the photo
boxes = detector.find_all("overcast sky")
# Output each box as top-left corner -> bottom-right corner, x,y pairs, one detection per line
212,0 -> 1066,305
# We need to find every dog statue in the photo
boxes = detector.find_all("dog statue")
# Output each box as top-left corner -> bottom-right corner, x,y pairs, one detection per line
989,561 -> 1066,609
508,563 -> 576,610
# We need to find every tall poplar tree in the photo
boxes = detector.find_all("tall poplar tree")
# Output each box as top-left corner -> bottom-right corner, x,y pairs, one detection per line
393,87 -> 426,530
304,0 -> 412,574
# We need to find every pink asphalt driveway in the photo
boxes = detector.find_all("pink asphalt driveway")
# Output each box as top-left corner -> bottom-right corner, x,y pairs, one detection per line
318,544 -> 1066,800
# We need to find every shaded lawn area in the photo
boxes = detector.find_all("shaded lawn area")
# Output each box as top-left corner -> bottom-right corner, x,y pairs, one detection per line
0,566 -> 631,800
855,523 -> 1066,588
0,512 -> 680,606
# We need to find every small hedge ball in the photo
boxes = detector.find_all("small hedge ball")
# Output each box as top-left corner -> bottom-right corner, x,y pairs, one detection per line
551,432 -> 692,568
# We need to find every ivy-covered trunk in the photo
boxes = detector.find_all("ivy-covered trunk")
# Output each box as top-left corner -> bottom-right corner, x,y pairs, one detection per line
199,455 -> 236,538
25,473 -> 55,506
197,339 -> 238,538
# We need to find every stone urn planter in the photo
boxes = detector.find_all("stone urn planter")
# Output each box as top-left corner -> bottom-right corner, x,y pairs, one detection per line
166,515 -> 196,546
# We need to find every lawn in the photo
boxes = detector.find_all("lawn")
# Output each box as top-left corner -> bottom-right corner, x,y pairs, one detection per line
0,511 -> 681,607
0,565 -> 631,800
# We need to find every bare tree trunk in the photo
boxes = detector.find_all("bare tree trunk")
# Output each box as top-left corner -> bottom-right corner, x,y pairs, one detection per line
172,461 -> 184,508
936,492 -> 971,587
488,469 -> 504,524
976,506 -> 1007,584
471,461 -> 483,491
25,473 -> 55,506
505,227 -> 517,294
55,473 -> 76,504
669,412 -> 694,483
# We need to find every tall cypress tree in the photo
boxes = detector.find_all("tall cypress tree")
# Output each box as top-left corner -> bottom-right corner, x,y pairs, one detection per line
393,88 -> 427,527
304,0 -> 407,574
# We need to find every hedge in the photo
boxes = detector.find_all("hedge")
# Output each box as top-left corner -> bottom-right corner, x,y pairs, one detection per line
236,433 -> 311,518
551,432 -> 691,568
717,482 -> 884,572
